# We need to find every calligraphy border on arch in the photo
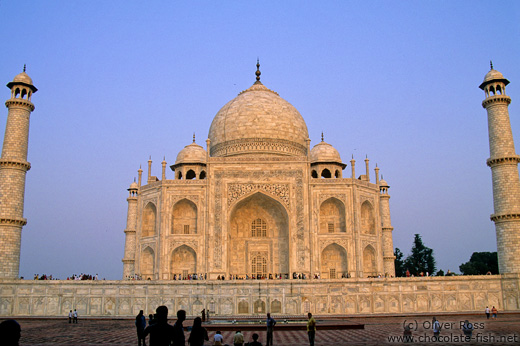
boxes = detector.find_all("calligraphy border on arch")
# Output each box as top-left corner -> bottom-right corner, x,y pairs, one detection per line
227,183 -> 290,208
214,170 -> 304,269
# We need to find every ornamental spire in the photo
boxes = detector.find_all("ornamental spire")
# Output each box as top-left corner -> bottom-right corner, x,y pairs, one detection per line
255,58 -> 261,83
23,64 -> 26,72
321,131 -> 324,142
193,132 -> 196,143
490,60 -> 494,70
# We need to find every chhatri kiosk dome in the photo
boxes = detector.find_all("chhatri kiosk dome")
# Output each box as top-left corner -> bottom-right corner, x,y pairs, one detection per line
122,63 -> 395,281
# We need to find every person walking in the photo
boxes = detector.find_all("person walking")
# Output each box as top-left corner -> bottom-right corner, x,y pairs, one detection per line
68,310 -> 73,323
144,306 -> 175,346
485,306 -> 490,319
266,313 -> 276,346
307,313 -> 316,346
73,309 -> 78,323
188,317 -> 208,346
491,306 -> 498,319
136,310 -> 147,346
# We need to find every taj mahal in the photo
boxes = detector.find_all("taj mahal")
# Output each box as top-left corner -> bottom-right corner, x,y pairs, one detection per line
121,62 -> 395,282
0,63 -> 519,317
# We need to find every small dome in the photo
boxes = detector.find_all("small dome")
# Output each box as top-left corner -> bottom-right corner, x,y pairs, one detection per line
129,181 -> 138,190
482,69 -> 505,84
12,71 -> 33,85
310,141 -> 342,163
379,179 -> 389,187
175,142 -> 206,164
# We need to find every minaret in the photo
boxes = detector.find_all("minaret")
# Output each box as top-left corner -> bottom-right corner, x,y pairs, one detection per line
379,178 -> 396,276
122,180 -> 139,279
480,63 -> 520,274
0,67 -> 37,279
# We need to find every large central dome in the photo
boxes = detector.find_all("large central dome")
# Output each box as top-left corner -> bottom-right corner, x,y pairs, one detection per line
208,76 -> 309,157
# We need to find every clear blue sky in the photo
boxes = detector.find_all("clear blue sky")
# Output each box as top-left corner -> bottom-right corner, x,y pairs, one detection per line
1,1 -> 519,279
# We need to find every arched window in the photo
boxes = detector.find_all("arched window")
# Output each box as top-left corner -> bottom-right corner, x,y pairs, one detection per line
186,169 -> 196,180
252,255 -> 267,277
14,88 -> 20,98
238,300 -> 249,314
177,171 -> 183,180
142,203 -> 157,237
361,201 -> 375,234
321,168 -> 331,178
335,170 -> 340,178
21,89 -> 27,99
311,170 -> 318,178
251,218 -> 267,237
199,171 -> 206,179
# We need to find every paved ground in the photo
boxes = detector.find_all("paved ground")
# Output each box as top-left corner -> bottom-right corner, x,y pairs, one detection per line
4,313 -> 520,345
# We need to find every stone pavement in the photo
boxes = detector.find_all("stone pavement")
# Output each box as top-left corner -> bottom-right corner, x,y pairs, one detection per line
5,313 -> 520,345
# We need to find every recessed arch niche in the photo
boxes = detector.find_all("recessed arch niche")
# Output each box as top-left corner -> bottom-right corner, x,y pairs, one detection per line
142,202 -> 157,237
228,192 -> 289,276
319,198 -> 346,233
321,243 -> 348,278
170,245 -> 197,279
171,199 -> 197,235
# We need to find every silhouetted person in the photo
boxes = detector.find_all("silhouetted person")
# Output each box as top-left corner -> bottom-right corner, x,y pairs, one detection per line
172,309 -> 186,346
149,314 -> 155,326
144,305 -> 175,346
68,310 -> 72,323
249,333 -> 262,346
307,313 -> 316,346
188,317 -> 208,346
0,319 -> 21,346
201,309 -> 206,322
73,309 -> 78,323
266,313 -> 276,346
136,309 -> 147,346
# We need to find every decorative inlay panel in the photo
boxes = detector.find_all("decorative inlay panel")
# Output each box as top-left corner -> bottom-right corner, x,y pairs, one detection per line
228,183 -> 290,208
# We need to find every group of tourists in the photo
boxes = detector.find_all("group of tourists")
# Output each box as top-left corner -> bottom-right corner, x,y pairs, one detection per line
135,307 -> 317,346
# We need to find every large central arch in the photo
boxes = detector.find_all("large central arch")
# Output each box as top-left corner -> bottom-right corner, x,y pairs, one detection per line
228,192 -> 289,277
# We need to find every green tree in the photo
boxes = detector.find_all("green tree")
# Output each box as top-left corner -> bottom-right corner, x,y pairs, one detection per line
394,248 -> 405,277
404,234 -> 436,276
459,252 -> 498,275
436,269 -> 445,276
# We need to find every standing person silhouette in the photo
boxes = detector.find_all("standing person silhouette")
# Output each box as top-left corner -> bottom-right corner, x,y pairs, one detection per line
144,306 -> 175,346
266,313 -> 276,346
307,313 -> 316,346
172,309 -> 186,346
0,319 -> 21,346
187,317 -> 208,346
136,310 -> 147,346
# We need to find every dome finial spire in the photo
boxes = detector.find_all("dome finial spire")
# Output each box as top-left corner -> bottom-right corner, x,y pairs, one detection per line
23,64 -> 26,72
490,60 -> 494,70
321,131 -> 324,142
255,58 -> 261,83
193,132 -> 196,143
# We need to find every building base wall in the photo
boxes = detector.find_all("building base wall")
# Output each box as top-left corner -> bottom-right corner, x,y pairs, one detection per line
0,275 -> 518,317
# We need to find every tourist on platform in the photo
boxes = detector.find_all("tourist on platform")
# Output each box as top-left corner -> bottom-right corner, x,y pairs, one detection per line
233,330 -> 244,346
73,309 -> 78,323
0,319 -> 21,346
249,333 -> 262,346
144,306 -> 175,346
485,306 -> 490,319
68,310 -> 73,323
136,310 -> 147,346
213,330 -> 223,345
266,313 -> 276,346
201,309 -> 205,322
188,317 -> 208,346
491,306 -> 498,319
307,313 -> 316,346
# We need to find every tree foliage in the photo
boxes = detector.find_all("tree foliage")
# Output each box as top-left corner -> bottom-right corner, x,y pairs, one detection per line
459,252 -> 498,275
394,248 -> 405,277
403,234 -> 436,276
